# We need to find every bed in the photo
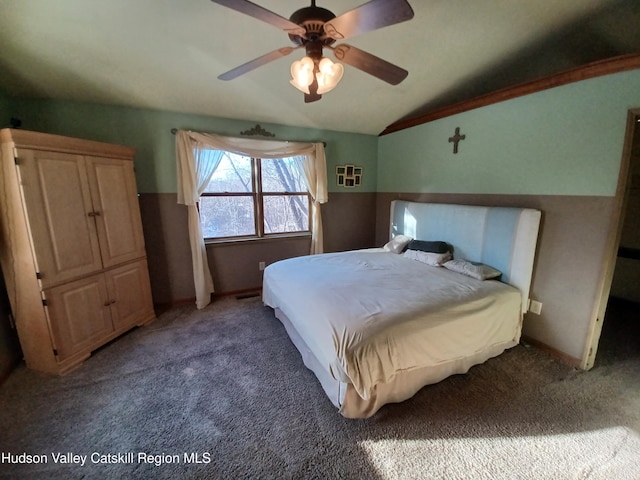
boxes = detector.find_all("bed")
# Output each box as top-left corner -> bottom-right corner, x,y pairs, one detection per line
262,201 -> 541,418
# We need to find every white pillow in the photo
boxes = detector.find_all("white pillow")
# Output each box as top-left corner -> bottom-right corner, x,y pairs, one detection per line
383,235 -> 413,254
443,259 -> 502,280
403,249 -> 452,266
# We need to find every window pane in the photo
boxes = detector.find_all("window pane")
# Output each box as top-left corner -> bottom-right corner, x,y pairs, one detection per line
261,157 -> 307,193
263,195 -> 309,234
204,153 -> 252,193
200,196 -> 255,238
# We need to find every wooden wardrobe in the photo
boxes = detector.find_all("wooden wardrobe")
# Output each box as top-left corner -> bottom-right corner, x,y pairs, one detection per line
0,129 -> 155,374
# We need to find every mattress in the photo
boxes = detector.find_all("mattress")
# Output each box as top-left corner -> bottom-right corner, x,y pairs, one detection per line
262,249 -> 523,403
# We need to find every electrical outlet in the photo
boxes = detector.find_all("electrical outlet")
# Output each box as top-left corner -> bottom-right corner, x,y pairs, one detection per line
529,300 -> 543,315
258,261 -> 266,271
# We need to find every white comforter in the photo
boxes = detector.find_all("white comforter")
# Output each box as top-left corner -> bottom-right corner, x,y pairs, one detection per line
262,250 -> 523,400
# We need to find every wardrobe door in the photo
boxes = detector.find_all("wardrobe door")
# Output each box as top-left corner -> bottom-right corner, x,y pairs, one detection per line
16,149 -> 103,288
105,259 -> 155,331
85,156 -> 146,267
45,274 -> 114,360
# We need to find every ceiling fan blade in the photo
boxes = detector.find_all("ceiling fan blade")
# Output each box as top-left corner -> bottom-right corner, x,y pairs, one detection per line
331,44 -> 408,85
218,47 -> 297,81
210,0 -> 306,37
323,0 -> 414,40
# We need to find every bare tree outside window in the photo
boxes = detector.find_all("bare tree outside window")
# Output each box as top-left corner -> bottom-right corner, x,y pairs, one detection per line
199,151 -> 310,240
261,158 -> 309,234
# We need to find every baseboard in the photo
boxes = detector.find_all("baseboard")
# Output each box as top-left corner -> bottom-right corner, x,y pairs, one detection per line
153,288 -> 264,313
214,287 -> 262,299
153,297 -> 197,315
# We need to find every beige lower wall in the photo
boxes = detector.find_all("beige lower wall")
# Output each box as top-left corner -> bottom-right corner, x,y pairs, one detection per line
139,194 -> 195,305
139,191 -> 377,305
322,192 -> 378,252
140,189 -> 617,364
207,237 -> 311,295
375,192 -> 617,364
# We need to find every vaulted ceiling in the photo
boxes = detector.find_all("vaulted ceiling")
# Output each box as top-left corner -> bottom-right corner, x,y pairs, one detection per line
1,0 -> 639,135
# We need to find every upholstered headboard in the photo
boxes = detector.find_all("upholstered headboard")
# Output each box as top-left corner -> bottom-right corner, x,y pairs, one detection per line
389,201 -> 541,313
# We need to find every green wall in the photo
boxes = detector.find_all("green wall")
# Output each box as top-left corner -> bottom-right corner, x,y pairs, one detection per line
378,69 -> 640,196
9,98 -> 378,194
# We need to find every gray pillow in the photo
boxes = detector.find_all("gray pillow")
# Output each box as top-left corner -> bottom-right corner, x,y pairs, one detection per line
406,240 -> 450,254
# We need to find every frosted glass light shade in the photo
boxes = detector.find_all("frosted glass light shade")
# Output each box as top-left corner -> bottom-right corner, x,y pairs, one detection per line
316,57 -> 343,94
290,56 -> 315,94
290,56 -> 344,95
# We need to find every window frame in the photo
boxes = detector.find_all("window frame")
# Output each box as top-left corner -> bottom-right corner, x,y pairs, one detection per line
200,155 -> 312,242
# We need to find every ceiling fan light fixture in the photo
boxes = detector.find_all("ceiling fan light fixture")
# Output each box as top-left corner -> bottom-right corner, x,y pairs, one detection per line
290,56 -> 315,94
316,57 -> 343,94
290,55 -> 344,96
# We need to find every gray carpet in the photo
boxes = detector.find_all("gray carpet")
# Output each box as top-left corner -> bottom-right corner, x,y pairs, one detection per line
1,296 -> 639,479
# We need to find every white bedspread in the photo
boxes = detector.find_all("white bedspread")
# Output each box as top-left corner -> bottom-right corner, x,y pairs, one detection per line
262,250 -> 523,400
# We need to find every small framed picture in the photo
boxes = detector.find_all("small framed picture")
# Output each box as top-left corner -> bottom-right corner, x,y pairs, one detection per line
335,164 -> 363,188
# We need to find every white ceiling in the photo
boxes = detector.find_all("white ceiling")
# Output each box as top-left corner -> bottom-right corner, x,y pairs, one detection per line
1,0 -> 639,135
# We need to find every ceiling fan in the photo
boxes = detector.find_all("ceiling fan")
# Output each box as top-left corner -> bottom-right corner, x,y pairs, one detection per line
211,0 -> 414,102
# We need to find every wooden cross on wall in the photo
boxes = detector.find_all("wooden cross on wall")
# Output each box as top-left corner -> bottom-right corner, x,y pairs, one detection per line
448,127 -> 466,154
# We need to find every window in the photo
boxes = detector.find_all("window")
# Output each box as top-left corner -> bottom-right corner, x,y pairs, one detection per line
199,152 -> 310,240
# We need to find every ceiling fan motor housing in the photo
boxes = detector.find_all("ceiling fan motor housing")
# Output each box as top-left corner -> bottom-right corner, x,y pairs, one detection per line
288,5 -> 336,51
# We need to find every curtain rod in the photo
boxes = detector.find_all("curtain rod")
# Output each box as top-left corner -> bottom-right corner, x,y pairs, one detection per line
171,128 -> 326,147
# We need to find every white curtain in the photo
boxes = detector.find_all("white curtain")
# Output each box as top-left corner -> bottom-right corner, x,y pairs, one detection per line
176,130 -> 328,309
293,151 -> 327,254
176,131 -> 225,309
